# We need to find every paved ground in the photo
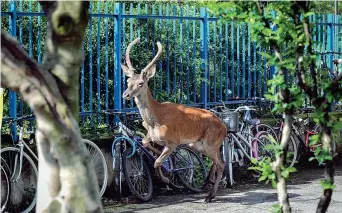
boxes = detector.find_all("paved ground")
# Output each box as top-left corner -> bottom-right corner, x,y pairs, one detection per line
104,164 -> 342,213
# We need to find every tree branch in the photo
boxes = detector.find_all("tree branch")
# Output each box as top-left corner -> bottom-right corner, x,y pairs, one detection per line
256,2 -> 292,212
1,1 -> 103,212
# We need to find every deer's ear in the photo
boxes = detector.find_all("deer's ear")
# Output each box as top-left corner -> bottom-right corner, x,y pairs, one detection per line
142,64 -> 156,80
121,64 -> 134,78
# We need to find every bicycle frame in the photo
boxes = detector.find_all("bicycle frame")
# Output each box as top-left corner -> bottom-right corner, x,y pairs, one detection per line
10,126 -> 37,182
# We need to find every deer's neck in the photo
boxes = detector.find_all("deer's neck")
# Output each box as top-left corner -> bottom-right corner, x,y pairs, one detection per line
134,88 -> 159,127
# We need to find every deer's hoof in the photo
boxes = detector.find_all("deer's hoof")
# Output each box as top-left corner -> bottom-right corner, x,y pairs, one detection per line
161,176 -> 170,184
204,194 -> 215,203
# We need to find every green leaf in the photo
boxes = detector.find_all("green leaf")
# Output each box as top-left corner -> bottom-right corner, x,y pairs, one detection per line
281,170 -> 289,179
272,180 -> 277,189
251,157 -> 257,165
287,167 -> 297,173
258,175 -> 267,182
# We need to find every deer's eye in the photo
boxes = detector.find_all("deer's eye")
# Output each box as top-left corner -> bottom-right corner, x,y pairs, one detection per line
138,82 -> 144,87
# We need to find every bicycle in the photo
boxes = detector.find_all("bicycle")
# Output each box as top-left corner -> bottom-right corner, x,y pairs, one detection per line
107,110 -> 207,202
210,105 -> 275,187
0,115 -> 108,213
1,157 -> 11,212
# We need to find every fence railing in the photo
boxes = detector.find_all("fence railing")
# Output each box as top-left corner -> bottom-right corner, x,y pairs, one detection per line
1,1 -> 341,138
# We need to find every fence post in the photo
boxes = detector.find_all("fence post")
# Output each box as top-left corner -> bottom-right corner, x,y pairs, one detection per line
9,0 -> 17,139
200,7 -> 208,109
114,3 -> 122,111
328,14 -> 334,72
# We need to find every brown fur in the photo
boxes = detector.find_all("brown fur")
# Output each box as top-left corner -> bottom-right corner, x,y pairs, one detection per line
121,40 -> 227,202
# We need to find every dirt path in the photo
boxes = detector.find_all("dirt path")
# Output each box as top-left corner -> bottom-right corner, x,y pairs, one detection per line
104,164 -> 342,213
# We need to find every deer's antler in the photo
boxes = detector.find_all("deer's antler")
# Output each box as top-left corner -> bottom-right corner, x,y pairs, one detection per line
143,42 -> 163,71
126,37 -> 140,71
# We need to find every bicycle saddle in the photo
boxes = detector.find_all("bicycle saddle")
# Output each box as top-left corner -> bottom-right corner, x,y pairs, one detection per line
245,119 -> 260,126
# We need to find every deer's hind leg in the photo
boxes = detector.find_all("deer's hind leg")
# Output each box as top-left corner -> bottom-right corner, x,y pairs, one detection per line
203,138 -> 225,203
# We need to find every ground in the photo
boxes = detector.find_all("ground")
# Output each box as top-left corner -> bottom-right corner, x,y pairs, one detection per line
103,163 -> 342,213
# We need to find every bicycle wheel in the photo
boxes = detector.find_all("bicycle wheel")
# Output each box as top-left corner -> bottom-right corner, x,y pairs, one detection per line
122,146 -> 153,202
253,133 -> 298,168
173,145 -> 207,193
161,156 -> 185,190
1,147 -> 37,213
1,158 -> 11,212
253,124 -> 279,142
112,140 -> 123,201
83,139 -> 108,197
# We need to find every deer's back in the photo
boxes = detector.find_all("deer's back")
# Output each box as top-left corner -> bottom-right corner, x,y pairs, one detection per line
151,102 -> 226,143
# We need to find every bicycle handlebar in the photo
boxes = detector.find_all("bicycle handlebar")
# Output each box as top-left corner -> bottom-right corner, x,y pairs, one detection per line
4,114 -> 35,127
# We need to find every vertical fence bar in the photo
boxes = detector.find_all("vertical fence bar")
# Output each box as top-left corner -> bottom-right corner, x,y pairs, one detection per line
114,3 -> 122,111
236,24 -> 240,98
122,3 -> 126,109
263,48 -> 268,95
200,7 -> 208,108
258,46 -> 262,97
166,4 -> 170,99
253,42 -> 257,97
19,0 -> 23,118
328,14 -> 334,72
231,22 -> 235,98
247,23 -> 251,98
104,1 -> 109,123
81,40 -> 85,124
37,5 -> 42,64
129,3 -> 134,108
152,4 -> 156,97
9,0 -> 17,138
172,6 -> 177,101
213,19 -> 217,102
242,23 -> 246,99
159,4 -> 163,99
219,20 -> 223,101
28,0 -> 33,129
186,6 -> 190,104
225,20 -> 229,101
88,3 -> 93,127
96,1 -> 101,123
207,18 -> 211,103
192,7 -> 197,103
179,7 -> 184,103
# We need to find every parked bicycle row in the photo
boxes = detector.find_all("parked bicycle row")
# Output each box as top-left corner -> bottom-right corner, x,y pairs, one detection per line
1,100 -> 340,211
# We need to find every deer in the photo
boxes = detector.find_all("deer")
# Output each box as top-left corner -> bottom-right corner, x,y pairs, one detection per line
121,38 -> 227,202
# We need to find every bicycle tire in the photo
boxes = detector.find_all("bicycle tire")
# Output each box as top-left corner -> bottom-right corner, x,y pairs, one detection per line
253,124 -> 279,142
0,147 -> 37,213
222,137 -> 234,187
112,140 -> 123,201
122,146 -> 153,202
161,155 -> 185,190
254,133 -> 298,168
1,158 -> 11,212
173,145 -> 207,193
83,139 -> 108,197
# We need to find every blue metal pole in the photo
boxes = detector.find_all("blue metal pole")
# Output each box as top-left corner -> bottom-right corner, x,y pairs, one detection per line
114,3 -> 122,111
9,0 -> 17,139
200,7 -> 208,109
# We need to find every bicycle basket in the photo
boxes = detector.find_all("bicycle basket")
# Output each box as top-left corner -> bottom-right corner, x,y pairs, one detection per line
215,111 -> 239,132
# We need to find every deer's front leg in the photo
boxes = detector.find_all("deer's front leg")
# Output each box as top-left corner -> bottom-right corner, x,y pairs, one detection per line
142,131 -> 152,147
154,144 -> 177,184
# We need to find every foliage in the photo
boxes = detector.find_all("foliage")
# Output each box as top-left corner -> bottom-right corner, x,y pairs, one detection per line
208,0 -> 341,212
1,0 -> 273,135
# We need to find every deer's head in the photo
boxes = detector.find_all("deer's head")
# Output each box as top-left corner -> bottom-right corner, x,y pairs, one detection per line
121,38 -> 163,100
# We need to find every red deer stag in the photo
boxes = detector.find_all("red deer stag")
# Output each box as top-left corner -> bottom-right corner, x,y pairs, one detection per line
121,38 -> 227,202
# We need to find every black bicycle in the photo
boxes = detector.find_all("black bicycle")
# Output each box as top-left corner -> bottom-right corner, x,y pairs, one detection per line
107,111 -> 207,202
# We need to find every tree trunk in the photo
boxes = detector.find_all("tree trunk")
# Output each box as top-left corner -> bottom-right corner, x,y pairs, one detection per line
271,114 -> 292,213
1,1 -> 103,212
